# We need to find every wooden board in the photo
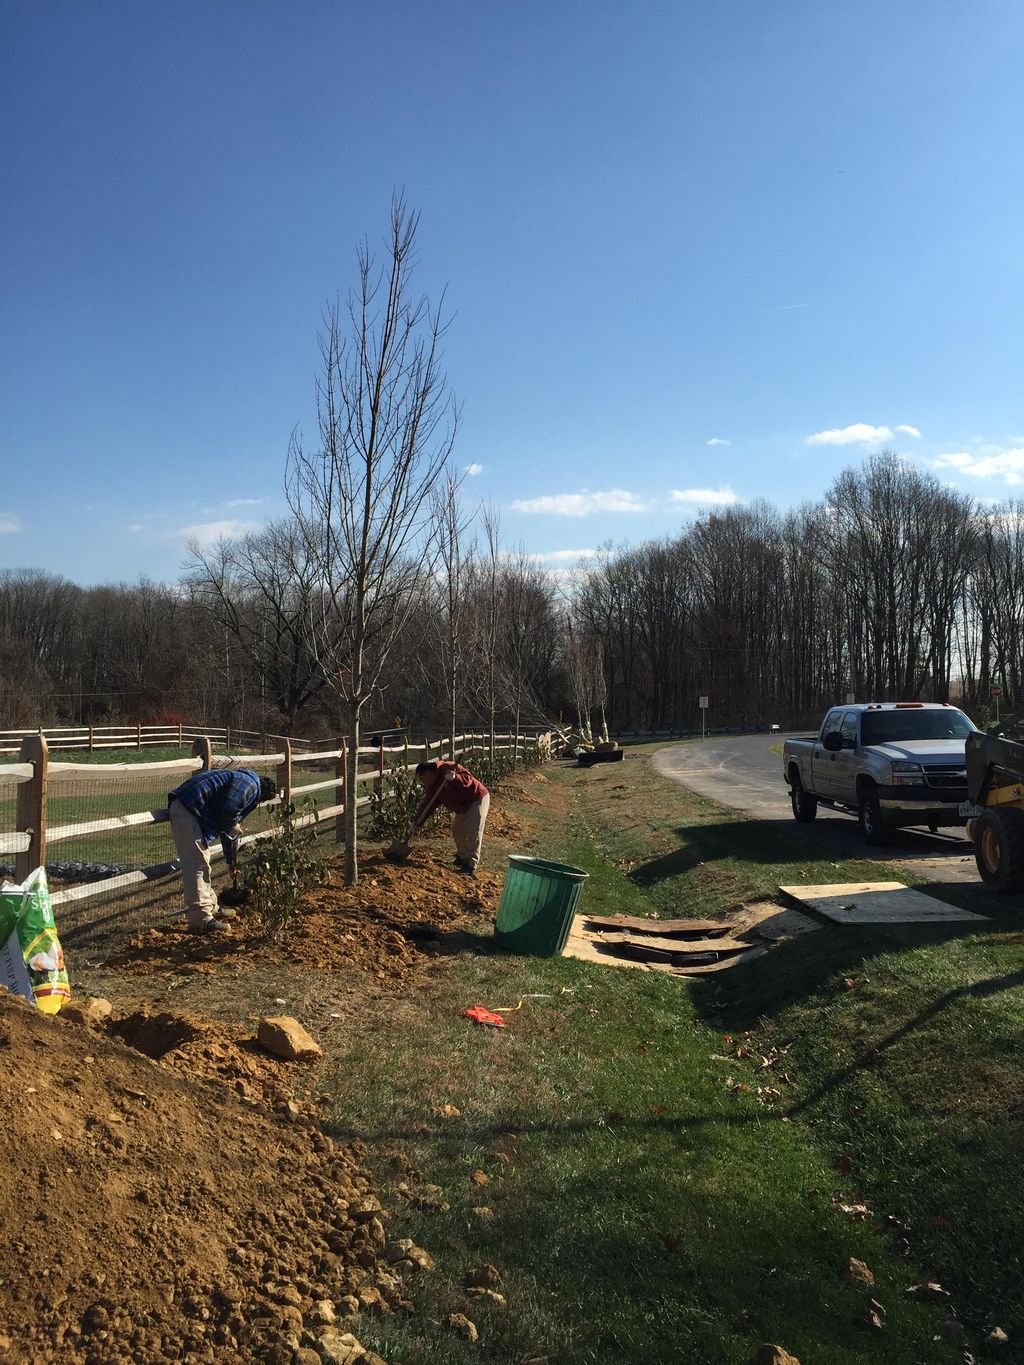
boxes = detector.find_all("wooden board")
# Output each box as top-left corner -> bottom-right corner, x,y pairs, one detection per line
778,881 -> 987,924
562,902 -> 821,976
582,916 -> 733,938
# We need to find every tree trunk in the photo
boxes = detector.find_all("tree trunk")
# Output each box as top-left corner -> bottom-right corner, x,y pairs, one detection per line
344,707 -> 360,886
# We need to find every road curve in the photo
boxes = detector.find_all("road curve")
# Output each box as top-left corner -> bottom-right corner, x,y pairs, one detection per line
652,734 -> 980,887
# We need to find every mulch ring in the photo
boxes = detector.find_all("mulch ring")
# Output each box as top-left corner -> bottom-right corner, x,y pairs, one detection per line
110,852 -> 503,988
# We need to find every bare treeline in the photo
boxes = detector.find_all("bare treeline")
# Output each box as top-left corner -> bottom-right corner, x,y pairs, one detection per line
6,451 -> 1022,740
573,452 -> 1021,731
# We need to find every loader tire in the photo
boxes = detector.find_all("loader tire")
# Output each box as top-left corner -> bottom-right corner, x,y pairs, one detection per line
973,807 -> 1024,893
790,774 -> 818,823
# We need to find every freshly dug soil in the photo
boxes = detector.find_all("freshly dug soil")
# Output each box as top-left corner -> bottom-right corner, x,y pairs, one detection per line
0,991 -> 410,1364
113,852 -> 504,988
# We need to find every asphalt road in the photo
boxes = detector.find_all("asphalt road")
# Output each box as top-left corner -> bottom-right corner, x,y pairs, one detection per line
652,733 -> 980,887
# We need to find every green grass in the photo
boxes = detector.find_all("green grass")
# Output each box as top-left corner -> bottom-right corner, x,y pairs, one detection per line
314,758 -> 993,1363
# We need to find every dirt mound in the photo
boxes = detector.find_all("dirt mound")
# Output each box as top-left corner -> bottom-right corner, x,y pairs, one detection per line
0,991 -> 414,1363
114,852 -> 501,987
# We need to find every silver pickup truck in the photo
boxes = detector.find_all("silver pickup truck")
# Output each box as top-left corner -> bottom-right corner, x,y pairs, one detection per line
783,702 -> 976,843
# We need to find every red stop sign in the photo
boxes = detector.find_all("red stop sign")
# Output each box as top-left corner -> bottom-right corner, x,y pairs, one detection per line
991,686 -> 1004,698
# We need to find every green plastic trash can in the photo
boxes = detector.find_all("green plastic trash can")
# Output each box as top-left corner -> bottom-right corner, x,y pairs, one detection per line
493,855 -> 589,957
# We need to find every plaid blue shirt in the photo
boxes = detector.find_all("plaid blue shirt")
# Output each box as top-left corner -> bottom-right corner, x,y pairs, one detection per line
168,768 -> 262,847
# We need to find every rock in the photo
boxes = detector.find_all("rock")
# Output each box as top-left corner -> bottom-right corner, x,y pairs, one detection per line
61,997 -> 113,1027
464,1264 -> 501,1290
985,1327 -> 1010,1349
294,1351 -> 322,1365
384,1240 -> 413,1265
749,1348 -> 801,1365
448,1312 -> 479,1343
336,1295 -> 360,1317
350,1196 -> 383,1223
471,1206 -> 494,1221
403,1246 -> 435,1272
843,1257 -> 875,1289
316,1329 -> 368,1365
272,1284 -> 304,1307
309,1300 -> 336,1325
257,1016 -> 322,1062
466,1287 -> 506,1308
81,1303 -> 111,1333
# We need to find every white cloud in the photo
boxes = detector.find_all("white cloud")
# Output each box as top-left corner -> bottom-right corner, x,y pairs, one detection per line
895,424 -> 922,438
0,513 -> 23,534
224,497 -> 267,509
169,518 -> 260,546
527,548 -> 601,563
806,423 -> 893,447
706,437 -> 730,447
511,489 -> 647,517
933,447 -> 1024,485
464,463 -> 483,476
670,486 -> 741,506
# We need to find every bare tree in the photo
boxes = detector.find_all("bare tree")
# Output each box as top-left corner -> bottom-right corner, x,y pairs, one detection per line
183,520 -> 328,733
431,472 -> 472,755
287,198 -> 459,885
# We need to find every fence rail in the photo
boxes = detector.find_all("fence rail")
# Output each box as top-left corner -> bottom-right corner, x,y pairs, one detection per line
0,723 -> 316,755
0,728 -> 551,912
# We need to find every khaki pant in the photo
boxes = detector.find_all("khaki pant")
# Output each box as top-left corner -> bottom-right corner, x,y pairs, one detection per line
169,799 -> 219,928
452,794 -> 490,870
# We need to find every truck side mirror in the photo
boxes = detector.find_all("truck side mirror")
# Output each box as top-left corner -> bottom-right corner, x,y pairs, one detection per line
822,731 -> 843,752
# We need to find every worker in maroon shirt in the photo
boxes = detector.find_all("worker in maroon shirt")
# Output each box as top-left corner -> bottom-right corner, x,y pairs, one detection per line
412,760 -> 490,876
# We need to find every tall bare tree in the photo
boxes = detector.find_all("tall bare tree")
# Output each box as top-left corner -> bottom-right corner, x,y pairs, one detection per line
431,472 -> 472,755
287,198 -> 459,884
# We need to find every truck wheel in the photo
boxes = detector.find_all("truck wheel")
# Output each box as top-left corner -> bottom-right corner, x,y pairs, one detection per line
858,789 -> 888,845
973,808 -> 1024,892
790,775 -> 817,823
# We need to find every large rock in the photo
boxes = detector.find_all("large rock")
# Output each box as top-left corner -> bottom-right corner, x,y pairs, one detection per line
448,1312 -> 479,1343
317,1330 -> 368,1365
257,1016 -> 322,1061
61,997 -> 112,1028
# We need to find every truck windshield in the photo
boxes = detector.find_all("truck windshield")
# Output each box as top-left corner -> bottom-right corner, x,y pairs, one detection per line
860,709 -> 975,745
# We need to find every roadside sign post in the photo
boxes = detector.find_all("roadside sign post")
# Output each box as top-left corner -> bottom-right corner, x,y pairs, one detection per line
699,695 -> 709,739
992,684 -> 1004,723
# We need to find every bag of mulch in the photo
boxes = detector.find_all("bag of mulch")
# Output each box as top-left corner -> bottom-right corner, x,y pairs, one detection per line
0,867 -> 71,1014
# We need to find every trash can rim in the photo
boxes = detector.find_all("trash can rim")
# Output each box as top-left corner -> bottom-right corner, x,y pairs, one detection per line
505,854 -> 589,882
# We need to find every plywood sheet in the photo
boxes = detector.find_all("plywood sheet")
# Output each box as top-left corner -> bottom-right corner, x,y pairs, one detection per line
778,881 -> 987,924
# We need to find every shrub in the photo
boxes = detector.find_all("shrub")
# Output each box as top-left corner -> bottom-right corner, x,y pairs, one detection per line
241,800 -> 329,940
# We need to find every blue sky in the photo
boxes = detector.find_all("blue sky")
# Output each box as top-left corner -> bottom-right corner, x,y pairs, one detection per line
3,0 -> 1022,583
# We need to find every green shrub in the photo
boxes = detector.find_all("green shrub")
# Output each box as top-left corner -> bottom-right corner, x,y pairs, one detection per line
241,800 -> 329,940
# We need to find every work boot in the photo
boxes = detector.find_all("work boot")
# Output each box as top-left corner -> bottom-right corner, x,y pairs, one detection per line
214,906 -> 238,921
456,863 -> 477,878
189,917 -> 229,936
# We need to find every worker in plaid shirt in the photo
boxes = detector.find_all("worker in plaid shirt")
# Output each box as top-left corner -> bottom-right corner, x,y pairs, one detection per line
168,768 -> 277,933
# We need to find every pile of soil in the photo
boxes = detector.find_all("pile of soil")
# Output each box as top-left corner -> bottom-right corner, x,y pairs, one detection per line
0,991 -> 418,1364
114,853 -> 503,988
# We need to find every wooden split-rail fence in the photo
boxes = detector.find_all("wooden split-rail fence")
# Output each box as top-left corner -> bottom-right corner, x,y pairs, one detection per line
0,731 -> 547,911
0,723 -> 315,755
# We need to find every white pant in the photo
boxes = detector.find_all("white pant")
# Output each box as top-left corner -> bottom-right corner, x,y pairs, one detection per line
169,800 -> 219,927
452,794 -> 490,869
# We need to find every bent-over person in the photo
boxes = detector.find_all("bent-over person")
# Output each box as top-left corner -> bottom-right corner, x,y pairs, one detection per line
412,760 -> 490,876
168,768 -> 277,933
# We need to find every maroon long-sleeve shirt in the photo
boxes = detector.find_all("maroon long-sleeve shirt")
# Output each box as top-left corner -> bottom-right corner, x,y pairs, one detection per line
413,762 -> 489,826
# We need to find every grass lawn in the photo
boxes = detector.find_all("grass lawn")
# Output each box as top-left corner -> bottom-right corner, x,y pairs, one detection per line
315,751 -> 1019,1363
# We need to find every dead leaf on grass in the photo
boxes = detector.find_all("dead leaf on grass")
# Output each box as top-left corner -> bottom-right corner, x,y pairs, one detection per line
433,1104 -> 461,1119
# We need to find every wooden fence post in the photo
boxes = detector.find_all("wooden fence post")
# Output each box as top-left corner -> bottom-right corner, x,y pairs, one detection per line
277,739 -> 293,828
192,736 -> 212,770
136,722 -> 142,750
88,725 -> 94,753
226,724 -> 232,752
376,738 -> 385,800
404,736 -> 410,772
15,735 -> 48,881
177,722 -> 183,747
336,739 -> 347,844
